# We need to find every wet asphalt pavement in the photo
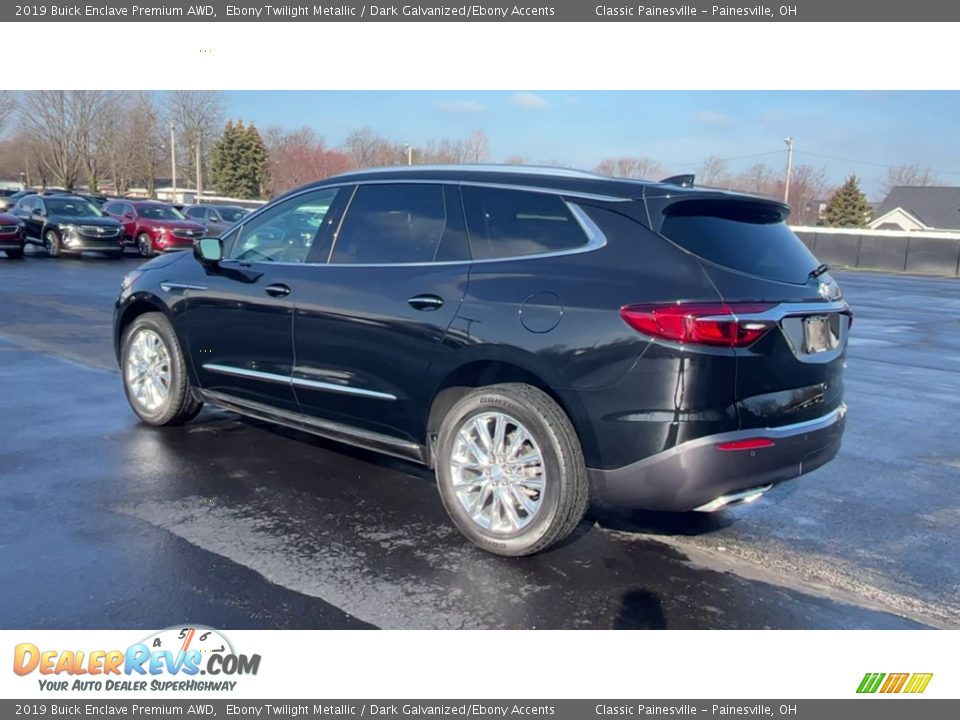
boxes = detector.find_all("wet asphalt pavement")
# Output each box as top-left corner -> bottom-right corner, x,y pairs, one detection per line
0,247 -> 957,630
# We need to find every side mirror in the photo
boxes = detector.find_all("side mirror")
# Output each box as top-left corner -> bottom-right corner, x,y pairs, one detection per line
194,237 -> 222,267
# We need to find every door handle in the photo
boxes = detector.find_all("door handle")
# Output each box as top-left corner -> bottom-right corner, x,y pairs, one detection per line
408,294 -> 444,311
265,283 -> 291,298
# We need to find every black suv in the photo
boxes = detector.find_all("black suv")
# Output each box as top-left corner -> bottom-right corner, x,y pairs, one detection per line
14,194 -> 124,258
114,166 -> 850,556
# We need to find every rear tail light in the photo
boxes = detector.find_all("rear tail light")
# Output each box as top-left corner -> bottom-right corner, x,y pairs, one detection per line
619,302 -> 776,348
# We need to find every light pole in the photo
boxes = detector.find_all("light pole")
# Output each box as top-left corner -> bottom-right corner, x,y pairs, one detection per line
170,122 -> 177,204
404,144 -> 413,166
783,137 -> 794,204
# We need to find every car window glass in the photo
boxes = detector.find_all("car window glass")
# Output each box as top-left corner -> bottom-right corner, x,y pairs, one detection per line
219,207 -> 246,223
331,184 -> 446,265
138,205 -> 185,220
184,207 -> 201,219
45,198 -> 102,217
461,186 -> 588,259
231,188 -> 339,263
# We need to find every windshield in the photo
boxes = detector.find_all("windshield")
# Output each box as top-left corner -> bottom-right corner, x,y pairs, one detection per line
138,204 -> 185,220
45,198 -> 103,217
218,207 -> 247,222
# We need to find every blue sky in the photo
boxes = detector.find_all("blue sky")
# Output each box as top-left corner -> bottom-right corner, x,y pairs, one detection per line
223,91 -> 960,198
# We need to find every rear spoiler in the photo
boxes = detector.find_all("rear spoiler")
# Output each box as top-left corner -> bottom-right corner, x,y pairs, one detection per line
660,174 -> 696,188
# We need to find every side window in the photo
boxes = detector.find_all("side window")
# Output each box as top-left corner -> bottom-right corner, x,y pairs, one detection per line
461,186 -> 590,260
184,206 -> 201,219
331,184 -> 446,265
19,197 -> 35,213
231,188 -> 339,263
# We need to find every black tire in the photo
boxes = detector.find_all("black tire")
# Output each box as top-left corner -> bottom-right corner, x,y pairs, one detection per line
5,248 -> 23,259
137,232 -> 155,258
434,383 -> 589,557
43,229 -> 62,258
120,312 -> 202,426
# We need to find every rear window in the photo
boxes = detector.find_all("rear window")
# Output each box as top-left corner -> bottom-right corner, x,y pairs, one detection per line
660,199 -> 818,284
462,186 -> 589,260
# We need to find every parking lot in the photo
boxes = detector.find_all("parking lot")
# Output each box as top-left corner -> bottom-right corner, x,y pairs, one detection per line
1,248 -> 958,630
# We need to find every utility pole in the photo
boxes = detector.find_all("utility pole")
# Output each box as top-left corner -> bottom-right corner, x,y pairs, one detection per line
783,137 -> 794,204
405,144 -> 413,166
196,140 -> 202,201
170,122 -> 177,204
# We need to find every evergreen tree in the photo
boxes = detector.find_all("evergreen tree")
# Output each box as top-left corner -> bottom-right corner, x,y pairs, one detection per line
822,175 -> 871,228
210,120 -> 269,199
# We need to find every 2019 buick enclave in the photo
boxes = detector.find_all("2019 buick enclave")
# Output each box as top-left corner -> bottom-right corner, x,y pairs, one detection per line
113,165 -> 850,556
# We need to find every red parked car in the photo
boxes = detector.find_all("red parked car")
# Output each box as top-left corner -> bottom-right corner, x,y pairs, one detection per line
103,200 -> 205,257
0,212 -> 26,259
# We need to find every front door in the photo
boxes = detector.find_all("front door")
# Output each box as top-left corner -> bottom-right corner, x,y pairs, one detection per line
183,186 -> 346,411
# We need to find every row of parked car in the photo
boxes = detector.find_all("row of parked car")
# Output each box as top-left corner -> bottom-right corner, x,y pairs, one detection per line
0,188 -> 250,259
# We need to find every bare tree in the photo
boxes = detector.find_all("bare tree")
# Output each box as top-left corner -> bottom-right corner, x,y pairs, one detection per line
463,130 -> 490,163
879,164 -> 939,197
343,127 -> 403,168
72,90 -> 112,192
594,156 -> 665,179
0,92 -> 17,136
165,91 -> 224,188
265,126 -> 354,195
20,91 -> 82,189
697,156 -> 731,187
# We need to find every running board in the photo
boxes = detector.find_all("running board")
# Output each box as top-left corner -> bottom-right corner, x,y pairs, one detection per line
197,389 -> 428,465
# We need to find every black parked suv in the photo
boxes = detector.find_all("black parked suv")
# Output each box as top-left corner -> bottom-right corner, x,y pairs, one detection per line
113,166 -> 850,556
14,195 -> 124,258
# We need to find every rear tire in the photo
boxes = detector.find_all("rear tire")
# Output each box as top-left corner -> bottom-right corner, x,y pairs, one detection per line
121,312 -> 202,426
434,383 -> 589,557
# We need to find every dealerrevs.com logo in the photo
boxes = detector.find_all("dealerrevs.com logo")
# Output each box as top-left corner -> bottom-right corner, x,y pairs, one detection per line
13,626 -> 261,692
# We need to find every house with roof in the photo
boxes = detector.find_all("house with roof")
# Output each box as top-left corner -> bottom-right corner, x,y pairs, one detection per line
869,186 -> 960,233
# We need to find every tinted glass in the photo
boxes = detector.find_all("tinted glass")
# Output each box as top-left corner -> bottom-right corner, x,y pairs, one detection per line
331,184 -> 446,265
137,204 -> 185,220
45,198 -> 102,217
19,197 -> 36,213
184,206 -> 204,219
219,207 -> 247,222
660,199 -> 819,285
231,188 -> 339,263
461,187 -> 588,260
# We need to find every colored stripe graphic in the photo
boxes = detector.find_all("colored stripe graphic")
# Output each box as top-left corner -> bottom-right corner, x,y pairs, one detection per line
904,673 -> 934,694
857,672 -> 932,694
857,673 -> 885,693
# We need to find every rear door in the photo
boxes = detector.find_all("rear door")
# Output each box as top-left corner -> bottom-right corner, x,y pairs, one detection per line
291,182 -> 470,444
653,196 -> 851,430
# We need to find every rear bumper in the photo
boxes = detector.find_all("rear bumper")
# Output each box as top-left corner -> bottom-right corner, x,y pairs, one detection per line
587,403 -> 846,512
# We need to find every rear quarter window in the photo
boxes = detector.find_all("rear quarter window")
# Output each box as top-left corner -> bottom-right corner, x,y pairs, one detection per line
461,186 -> 589,260
660,199 -> 819,284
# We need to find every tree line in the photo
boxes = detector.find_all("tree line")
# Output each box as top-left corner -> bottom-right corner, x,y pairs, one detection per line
0,90 -> 941,227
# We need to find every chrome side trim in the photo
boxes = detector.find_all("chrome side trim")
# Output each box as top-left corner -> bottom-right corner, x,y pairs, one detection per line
291,375 -> 397,401
202,363 -> 397,401
160,282 -> 208,292
197,389 -> 426,464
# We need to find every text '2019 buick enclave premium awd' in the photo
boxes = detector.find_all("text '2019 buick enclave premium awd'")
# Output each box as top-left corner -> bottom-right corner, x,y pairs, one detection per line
114,166 -> 850,556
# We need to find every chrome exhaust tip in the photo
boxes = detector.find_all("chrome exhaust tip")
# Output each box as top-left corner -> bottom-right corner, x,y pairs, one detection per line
693,484 -> 773,513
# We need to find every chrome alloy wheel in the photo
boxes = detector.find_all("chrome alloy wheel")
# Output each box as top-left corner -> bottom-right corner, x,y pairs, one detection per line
125,329 -> 172,413
450,412 -> 546,534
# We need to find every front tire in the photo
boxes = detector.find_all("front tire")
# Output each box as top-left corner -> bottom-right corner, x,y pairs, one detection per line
43,229 -> 62,258
435,383 -> 589,557
137,232 -> 155,258
121,312 -> 202,426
